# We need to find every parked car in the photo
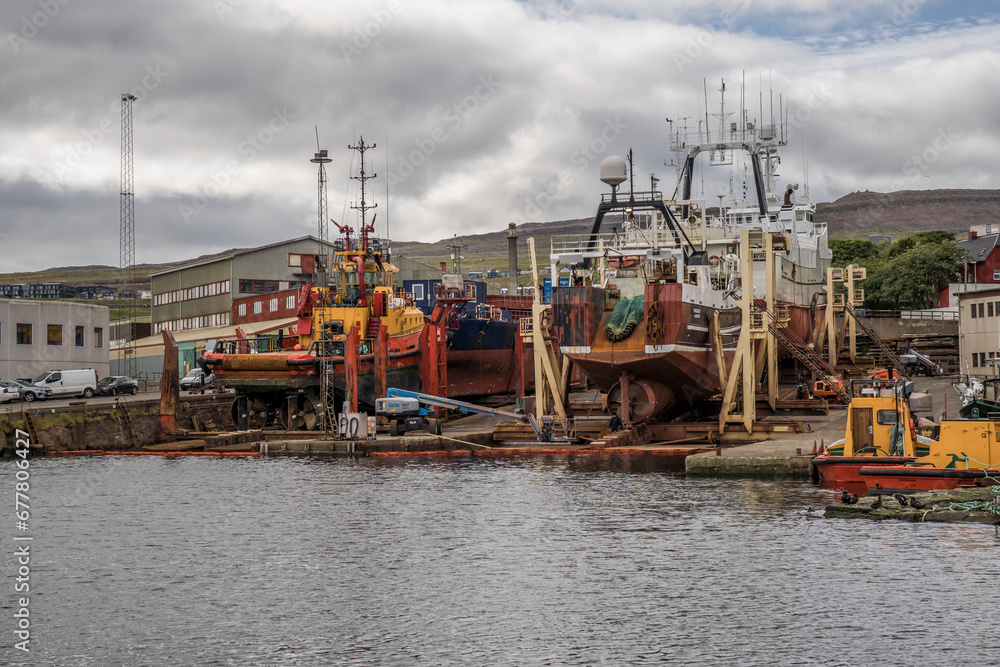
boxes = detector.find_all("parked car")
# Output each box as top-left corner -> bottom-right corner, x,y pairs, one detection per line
3,380 -> 52,403
96,375 -> 139,396
31,368 -> 99,398
0,381 -> 20,403
180,368 -> 214,390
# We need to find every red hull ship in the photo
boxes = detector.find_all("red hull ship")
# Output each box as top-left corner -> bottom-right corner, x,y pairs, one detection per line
549,106 -> 832,422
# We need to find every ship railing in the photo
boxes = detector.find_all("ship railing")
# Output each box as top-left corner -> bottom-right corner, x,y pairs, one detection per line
551,229 -> 683,257
474,303 -> 503,321
434,281 -> 476,301
308,337 -> 376,358
856,309 -> 958,321
519,317 -> 533,337
773,302 -> 791,326
598,189 -> 663,204
215,335 -> 284,355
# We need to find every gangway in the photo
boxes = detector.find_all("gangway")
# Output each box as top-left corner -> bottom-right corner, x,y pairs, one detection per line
379,388 -> 550,441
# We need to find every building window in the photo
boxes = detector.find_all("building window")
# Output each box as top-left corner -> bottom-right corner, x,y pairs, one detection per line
289,254 -> 302,267
75,326 -> 85,346
972,304 -> 978,318
990,303 -> 995,318
286,295 -> 295,309
269,298 -> 278,312
238,303 -> 246,316
981,352 -> 988,368
16,323 -> 31,345
980,303 -> 986,318
253,301 -> 262,314
412,284 -> 425,301
994,269 -> 1000,281
47,324 -> 62,345
95,327 -> 103,347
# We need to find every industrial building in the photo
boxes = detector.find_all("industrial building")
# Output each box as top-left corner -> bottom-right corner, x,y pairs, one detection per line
115,238 -> 445,377
149,236 -> 342,335
0,300 -> 110,381
957,286 -> 1000,377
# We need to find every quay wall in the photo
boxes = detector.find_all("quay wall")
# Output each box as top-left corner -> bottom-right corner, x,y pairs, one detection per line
0,394 -> 234,453
865,317 -> 957,340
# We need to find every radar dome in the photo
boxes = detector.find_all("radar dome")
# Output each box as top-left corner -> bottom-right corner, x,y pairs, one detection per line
600,155 -> 628,187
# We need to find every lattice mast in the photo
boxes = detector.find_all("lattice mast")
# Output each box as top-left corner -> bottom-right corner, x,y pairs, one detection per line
311,127 -> 332,287
119,93 -> 137,378
348,136 -> 377,235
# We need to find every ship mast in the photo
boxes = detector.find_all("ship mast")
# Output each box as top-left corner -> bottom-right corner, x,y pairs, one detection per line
349,136 -> 377,251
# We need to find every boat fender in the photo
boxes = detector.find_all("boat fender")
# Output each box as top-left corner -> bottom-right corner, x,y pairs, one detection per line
708,255 -> 721,267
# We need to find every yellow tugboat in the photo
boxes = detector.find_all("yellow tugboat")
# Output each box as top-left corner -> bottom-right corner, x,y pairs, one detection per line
815,380 -> 1000,494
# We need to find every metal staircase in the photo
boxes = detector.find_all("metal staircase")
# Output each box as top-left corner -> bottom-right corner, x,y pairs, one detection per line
842,301 -> 910,380
758,305 -> 851,403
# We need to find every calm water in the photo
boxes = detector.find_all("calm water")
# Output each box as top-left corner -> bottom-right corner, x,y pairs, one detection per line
3,454 -> 998,666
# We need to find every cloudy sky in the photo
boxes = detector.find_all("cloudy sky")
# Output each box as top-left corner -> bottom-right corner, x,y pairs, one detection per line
1,0 -> 998,272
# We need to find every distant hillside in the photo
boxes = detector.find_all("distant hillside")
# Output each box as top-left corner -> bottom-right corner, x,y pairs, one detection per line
0,248 -> 251,287
818,189 -> 1000,238
5,189 -> 999,286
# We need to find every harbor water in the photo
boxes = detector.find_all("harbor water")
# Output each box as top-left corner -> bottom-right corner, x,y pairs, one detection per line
5,454 -> 999,665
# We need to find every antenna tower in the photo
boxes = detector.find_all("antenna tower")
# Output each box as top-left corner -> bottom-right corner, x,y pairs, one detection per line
311,127 -> 332,243
311,128 -> 332,287
348,136 -> 377,229
119,93 -> 137,378
447,237 -> 468,275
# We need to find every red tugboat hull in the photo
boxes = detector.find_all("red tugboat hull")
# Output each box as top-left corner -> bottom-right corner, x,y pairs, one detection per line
814,455 -> 917,496
860,466 -> 999,494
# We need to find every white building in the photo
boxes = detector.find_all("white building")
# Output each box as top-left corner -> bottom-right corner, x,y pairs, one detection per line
958,287 -> 1000,377
0,300 -> 110,381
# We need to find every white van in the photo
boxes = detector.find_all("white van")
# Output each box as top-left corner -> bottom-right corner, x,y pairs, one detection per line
32,369 -> 99,398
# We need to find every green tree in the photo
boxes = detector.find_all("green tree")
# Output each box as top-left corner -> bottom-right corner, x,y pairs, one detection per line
886,230 -> 957,258
830,239 -> 880,266
863,239 -> 966,309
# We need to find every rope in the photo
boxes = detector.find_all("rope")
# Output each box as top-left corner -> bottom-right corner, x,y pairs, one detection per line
938,485 -> 1000,516
434,433 -> 493,450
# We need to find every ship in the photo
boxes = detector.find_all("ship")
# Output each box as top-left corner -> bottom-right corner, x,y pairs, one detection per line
815,379 -> 999,495
550,83 -> 832,422
202,225 -> 431,430
404,277 -> 534,398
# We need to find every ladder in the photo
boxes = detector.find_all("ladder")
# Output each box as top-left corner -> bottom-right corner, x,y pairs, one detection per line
761,306 -> 851,403
842,302 -> 910,380
320,324 -> 338,434
19,400 -> 39,447
115,397 -> 140,449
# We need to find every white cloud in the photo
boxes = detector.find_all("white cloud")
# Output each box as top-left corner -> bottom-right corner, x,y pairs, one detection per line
0,0 -> 998,271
